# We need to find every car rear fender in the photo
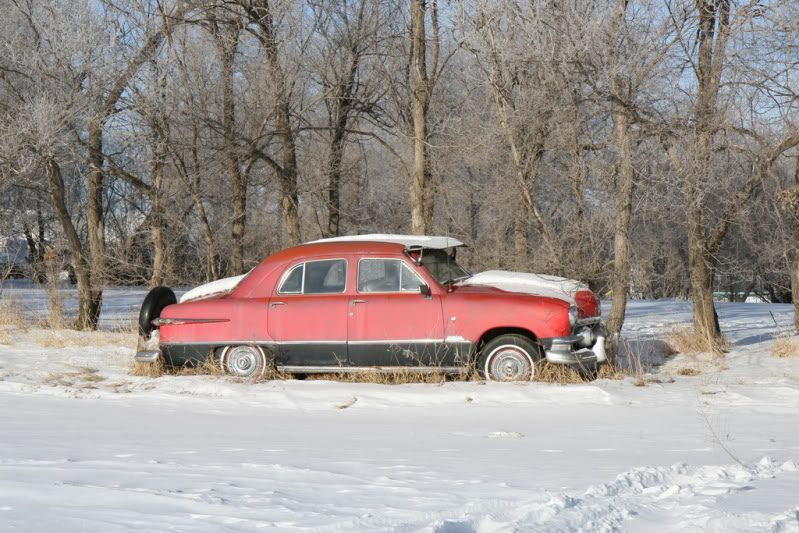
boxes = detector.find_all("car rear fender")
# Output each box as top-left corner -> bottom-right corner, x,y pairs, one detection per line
158,299 -> 273,344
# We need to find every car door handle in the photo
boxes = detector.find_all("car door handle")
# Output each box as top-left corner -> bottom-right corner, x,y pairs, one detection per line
270,301 -> 286,307
350,300 -> 367,305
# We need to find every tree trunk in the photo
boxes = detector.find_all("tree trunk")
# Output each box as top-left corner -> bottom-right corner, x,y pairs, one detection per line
85,124 -> 106,329
791,160 -> 799,332
246,0 -> 302,246
688,205 -> 722,341
149,157 -> 166,287
324,97 -> 351,237
325,47 -> 359,238
409,0 -> 433,235
683,0 -> 731,345
46,159 -> 101,329
277,111 -> 301,247
513,197 -> 528,272
213,21 -> 247,274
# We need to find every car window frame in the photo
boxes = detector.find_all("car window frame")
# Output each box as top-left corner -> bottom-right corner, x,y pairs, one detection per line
277,258 -> 348,295
356,257 -> 426,294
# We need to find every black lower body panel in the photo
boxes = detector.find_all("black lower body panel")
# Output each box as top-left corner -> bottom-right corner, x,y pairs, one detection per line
162,344 -> 215,367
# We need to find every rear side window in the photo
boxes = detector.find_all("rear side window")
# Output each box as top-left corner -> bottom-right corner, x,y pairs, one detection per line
278,259 -> 347,294
358,259 -> 424,293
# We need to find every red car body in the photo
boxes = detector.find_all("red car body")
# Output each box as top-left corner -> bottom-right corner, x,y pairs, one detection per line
136,236 -> 607,380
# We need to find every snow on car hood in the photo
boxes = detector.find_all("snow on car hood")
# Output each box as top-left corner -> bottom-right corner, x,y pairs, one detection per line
457,270 -> 587,304
179,273 -> 248,303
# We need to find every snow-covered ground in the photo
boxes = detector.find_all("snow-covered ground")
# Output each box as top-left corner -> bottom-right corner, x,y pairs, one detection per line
1,284 -> 798,532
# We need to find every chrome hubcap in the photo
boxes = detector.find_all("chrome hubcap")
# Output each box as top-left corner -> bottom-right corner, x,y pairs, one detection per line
487,346 -> 533,381
224,346 -> 263,377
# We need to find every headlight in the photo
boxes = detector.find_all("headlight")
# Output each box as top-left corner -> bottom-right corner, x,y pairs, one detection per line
568,305 -> 578,327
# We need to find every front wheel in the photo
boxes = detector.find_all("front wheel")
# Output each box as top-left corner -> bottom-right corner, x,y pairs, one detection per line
477,334 -> 540,382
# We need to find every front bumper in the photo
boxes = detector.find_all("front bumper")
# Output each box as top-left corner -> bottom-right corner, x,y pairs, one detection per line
541,319 -> 608,369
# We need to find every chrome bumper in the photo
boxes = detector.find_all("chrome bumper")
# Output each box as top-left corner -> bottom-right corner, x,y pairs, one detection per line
135,330 -> 162,364
135,350 -> 162,363
542,320 -> 608,368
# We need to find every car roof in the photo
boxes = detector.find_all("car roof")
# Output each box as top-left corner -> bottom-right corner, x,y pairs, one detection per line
305,233 -> 464,249
267,240 -> 407,262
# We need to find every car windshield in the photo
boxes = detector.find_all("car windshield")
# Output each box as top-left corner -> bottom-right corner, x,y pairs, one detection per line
418,249 -> 471,285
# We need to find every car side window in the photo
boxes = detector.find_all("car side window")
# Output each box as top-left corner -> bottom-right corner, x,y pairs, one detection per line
278,264 -> 304,294
305,259 -> 347,294
358,259 -> 423,293
279,259 -> 347,295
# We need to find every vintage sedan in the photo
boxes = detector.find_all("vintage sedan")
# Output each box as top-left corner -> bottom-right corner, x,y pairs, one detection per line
135,234 -> 607,381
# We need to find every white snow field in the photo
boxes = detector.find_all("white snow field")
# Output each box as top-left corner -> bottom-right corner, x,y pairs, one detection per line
1,283 -> 799,532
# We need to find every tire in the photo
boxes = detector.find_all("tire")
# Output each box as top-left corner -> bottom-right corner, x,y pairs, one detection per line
220,345 -> 269,378
138,286 -> 177,336
477,334 -> 540,382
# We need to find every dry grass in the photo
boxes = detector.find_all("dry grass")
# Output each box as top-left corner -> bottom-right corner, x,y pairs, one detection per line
44,365 -> 105,389
771,337 -> 799,358
31,328 -> 136,349
306,368 -> 450,385
172,355 -> 226,377
33,330 -> 68,348
677,367 -> 702,376
0,300 -> 27,328
596,362 -> 626,380
534,362 -> 587,384
663,326 -> 731,356
128,359 -> 165,377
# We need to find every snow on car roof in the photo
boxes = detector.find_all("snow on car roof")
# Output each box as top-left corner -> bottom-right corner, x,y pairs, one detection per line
306,233 -> 464,249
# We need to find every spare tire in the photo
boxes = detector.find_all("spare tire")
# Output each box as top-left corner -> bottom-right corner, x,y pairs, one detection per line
138,286 -> 177,336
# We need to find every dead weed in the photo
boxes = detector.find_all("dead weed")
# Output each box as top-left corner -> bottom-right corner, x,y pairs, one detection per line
771,337 -> 799,358
44,366 -> 105,389
128,358 -> 165,377
306,368 -> 450,385
663,326 -> 730,356
534,362 -> 587,384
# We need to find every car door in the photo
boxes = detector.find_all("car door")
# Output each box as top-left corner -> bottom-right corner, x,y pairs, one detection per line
348,258 -> 447,367
268,258 -> 349,367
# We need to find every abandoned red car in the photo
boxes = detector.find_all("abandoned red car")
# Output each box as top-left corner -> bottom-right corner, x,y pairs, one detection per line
136,234 -> 607,381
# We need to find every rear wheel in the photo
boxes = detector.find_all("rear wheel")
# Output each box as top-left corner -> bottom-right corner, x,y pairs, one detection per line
477,334 -> 540,382
220,345 -> 269,378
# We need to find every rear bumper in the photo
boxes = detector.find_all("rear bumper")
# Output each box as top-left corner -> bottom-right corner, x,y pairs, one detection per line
135,330 -> 162,364
541,319 -> 608,369
135,350 -> 162,363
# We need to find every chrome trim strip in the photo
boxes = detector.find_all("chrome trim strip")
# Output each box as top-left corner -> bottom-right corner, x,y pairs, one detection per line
278,365 -> 462,374
160,340 -> 277,346
153,318 -> 229,326
160,339 -> 470,346
576,317 -> 602,326
278,340 -> 347,345
348,339 -> 444,345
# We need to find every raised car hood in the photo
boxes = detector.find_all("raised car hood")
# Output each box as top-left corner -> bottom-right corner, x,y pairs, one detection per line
456,270 -> 587,305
